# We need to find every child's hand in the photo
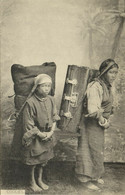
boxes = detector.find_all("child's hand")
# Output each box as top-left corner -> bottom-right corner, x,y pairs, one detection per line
37,132 -> 47,139
42,131 -> 53,141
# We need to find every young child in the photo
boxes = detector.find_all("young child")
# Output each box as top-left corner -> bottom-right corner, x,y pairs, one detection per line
21,74 -> 60,192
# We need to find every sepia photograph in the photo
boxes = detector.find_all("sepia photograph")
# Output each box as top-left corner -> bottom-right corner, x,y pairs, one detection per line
1,0 -> 125,194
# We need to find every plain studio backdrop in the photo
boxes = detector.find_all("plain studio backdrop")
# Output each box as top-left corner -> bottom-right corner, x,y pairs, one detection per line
1,0 -> 92,107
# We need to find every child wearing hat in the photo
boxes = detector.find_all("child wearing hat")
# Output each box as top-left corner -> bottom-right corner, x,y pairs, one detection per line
21,74 -> 60,192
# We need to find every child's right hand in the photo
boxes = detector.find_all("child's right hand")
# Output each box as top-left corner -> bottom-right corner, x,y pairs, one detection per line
37,132 -> 47,139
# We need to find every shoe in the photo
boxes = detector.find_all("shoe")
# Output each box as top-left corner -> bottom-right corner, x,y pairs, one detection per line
86,182 -> 100,191
97,178 -> 104,184
92,178 -> 104,185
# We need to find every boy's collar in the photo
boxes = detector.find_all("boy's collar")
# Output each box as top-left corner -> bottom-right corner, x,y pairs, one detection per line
34,93 -> 47,101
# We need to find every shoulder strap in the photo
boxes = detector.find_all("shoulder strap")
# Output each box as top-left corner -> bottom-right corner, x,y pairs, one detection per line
48,95 -> 55,112
14,86 -> 36,119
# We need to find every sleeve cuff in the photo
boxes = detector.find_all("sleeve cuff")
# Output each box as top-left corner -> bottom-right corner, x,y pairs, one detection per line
98,118 -> 108,127
53,115 -> 60,122
22,127 -> 39,147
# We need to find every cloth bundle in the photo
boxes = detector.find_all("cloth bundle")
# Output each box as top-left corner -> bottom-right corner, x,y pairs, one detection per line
11,62 -> 56,111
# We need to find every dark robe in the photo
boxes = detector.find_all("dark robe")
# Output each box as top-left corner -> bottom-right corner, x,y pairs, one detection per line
11,94 -> 59,165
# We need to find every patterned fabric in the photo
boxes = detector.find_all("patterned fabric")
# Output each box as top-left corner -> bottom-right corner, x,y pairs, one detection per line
75,118 -> 104,180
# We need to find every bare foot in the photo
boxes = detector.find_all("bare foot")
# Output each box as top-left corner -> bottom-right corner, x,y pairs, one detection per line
29,182 -> 42,192
38,180 -> 49,190
86,182 -> 100,191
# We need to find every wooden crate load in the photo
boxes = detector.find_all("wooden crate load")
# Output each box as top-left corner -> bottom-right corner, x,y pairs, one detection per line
58,65 -> 99,134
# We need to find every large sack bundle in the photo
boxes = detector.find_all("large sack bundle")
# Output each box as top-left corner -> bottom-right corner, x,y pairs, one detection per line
11,62 -> 56,111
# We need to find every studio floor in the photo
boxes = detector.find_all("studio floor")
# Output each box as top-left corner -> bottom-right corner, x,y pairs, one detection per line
1,160 -> 125,195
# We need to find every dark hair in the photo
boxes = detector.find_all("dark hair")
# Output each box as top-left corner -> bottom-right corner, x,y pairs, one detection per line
99,59 -> 119,75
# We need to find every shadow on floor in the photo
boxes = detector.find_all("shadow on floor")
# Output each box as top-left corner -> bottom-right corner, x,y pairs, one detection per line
1,160 -> 125,195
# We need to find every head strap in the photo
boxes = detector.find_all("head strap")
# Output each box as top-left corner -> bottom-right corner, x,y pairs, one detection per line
98,61 -> 115,77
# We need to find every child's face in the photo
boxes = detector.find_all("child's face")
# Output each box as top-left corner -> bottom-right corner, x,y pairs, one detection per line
37,82 -> 52,95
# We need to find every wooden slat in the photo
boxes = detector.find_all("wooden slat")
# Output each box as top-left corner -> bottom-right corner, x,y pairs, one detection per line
58,65 -> 90,133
